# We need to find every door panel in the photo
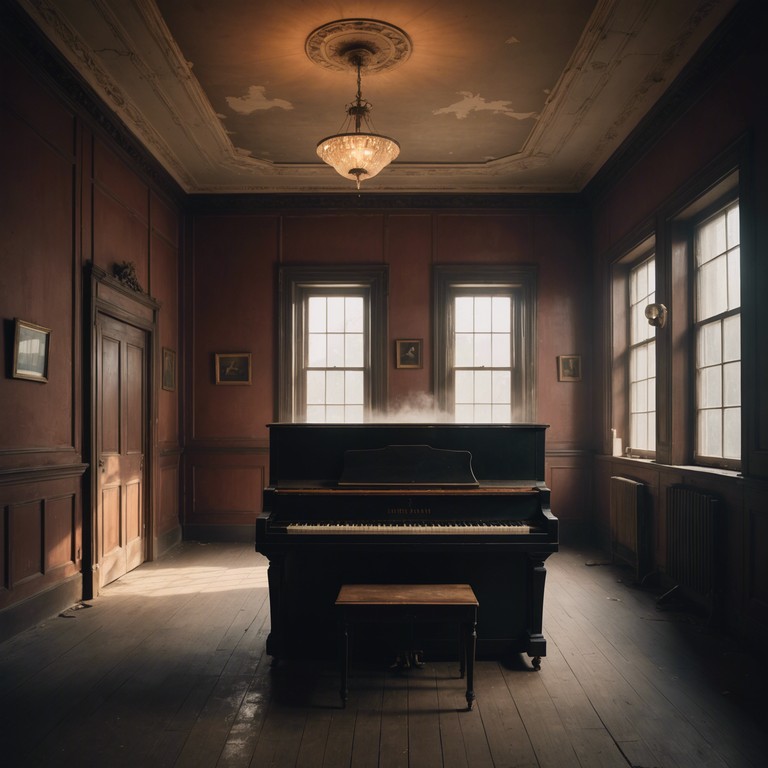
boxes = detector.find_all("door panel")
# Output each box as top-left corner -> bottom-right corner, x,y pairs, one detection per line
96,314 -> 147,587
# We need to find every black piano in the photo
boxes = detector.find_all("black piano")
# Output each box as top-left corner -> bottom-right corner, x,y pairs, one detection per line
256,423 -> 558,666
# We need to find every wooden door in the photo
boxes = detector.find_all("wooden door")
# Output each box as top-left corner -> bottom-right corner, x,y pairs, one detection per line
96,313 -> 147,587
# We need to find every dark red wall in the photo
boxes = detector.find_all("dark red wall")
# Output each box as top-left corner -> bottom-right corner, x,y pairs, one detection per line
184,206 -> 593,540
0,32 -> 182,634
589,3 -> 768,650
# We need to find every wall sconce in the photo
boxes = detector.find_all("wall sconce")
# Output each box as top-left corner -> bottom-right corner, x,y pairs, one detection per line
644,302 -> 668,328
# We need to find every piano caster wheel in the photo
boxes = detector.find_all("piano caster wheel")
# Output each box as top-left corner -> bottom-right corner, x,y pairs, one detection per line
532,656 -> 541,671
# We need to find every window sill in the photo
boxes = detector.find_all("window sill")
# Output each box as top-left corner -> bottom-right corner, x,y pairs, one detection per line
605,454 -> 741,480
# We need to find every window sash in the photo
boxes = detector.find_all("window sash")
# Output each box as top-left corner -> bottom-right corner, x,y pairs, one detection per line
694,201 -> 741,466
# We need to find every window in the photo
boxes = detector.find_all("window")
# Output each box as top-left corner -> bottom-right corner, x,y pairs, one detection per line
629,256 -> 656,453
694,201 -> 741,464
609,165 -> 742,469
278,266 -> 387,422
434,266 -> 537,422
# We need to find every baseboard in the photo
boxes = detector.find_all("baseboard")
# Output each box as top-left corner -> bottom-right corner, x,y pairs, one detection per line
0,575 -> 83,643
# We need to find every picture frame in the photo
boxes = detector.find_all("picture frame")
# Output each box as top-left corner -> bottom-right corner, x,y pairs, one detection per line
215,352 -> 251,385
162,348 -> 176,391
557,354 -> 582,382
396,339 -> 422,369
12,319 -> 50,382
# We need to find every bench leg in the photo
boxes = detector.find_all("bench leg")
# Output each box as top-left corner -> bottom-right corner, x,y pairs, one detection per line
464,619 -> 476,710
339,619 -> 349,707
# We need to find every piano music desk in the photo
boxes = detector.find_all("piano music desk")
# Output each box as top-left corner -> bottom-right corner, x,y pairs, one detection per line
335,583 -> 479,710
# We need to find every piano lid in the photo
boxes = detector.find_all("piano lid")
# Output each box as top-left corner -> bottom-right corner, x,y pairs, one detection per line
338,444 -> 479,488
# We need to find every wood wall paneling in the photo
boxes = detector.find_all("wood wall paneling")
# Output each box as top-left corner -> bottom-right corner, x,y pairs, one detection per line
434,214 -> 533,262
281,214 -> 385,263
387,214 -> 432,404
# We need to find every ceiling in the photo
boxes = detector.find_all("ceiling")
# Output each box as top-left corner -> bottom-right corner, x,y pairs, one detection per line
18,0 -> 736,195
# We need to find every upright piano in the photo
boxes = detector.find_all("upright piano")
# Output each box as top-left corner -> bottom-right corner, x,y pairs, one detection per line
256,423 -> 558,666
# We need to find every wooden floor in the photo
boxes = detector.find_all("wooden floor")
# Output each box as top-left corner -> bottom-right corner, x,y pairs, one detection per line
1,543 -> 767,768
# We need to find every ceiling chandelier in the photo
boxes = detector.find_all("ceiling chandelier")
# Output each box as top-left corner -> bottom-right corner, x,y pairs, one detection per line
306,19 -> 412,190
316,52 -> 399,189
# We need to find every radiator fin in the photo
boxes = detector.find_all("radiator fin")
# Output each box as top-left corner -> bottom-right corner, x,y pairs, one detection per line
610,476 -> 649,582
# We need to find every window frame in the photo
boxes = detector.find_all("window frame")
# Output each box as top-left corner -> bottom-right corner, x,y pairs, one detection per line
627,252 -> 657,457
433,265 -> 537,422
610,234 -> 656,458
277,265 -> 388,423
690,197 -> 742,470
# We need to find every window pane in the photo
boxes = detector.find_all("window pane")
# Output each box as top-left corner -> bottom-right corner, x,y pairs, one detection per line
698,366 -> 722,408
696,215 -> 726,266
635,344 -> 648,380
492,333 -> 511,367
345,334 -> 364,367
474,370 -> 492,403
455,404 -> 474,422
492,404 -> 511,423
345,297 -> 364,332
697,256 -> 728,320
308,333 -> 326,367
326,371 -> 344,404
474,334 -> 492,367
326,405 -> 345,422
327,334 -> 344,367
455,370 -> 473,403
345,371 -> 364,405
474,297 -> 492,332
723,361 -> 740,407
697,321 -> 722,367
345,405 -> 364,423
723,315 -> 740,362
698,409 -> 722,457
327,297 -> 345,332
633,412 -> 648,450
727,247 -> 740,309
308,297 -> 326,332
475,404 -> 492,422
492,297 -> 511,332
306,405 -> 325,422
723,407 -> 741,459
306,371 -> 325,404
455,297 -> 474,332
455,334 -> 473,367
727,205 -> 740,247
492,370 -> 511,404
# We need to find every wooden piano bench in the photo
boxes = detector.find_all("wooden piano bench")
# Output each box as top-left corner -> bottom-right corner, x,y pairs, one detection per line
335,583 -> 479,710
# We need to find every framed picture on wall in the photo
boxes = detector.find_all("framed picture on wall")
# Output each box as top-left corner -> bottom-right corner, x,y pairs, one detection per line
557,354 -> 582,382
162,348 -> 176,391
396,339 -> 422,369
12,319 -> 50,382
215,352 -> 251,385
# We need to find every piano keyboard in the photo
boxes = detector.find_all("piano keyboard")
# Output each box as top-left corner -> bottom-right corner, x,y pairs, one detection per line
285,521 -> 535,535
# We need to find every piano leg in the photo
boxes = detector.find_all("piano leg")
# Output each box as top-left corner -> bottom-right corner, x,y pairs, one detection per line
265,554 -> 285,662
526,555 -> 548,668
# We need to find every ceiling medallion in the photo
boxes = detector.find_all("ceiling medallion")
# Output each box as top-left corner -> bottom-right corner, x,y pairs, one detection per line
307,19 -> 410,189
305,18 -> 412,74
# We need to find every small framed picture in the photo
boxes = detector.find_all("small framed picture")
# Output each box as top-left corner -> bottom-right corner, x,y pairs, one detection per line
396,339 -> 422,369
215,352 -> 251,385
557,355 -> 582,382
162,348 -> 176,391
12,319 -> 50,382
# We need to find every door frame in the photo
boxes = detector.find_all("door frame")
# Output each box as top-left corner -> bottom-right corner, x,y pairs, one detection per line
84,263 -> 160,599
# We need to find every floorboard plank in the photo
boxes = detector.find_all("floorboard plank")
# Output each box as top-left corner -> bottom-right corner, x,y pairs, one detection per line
2,542 -> 768,768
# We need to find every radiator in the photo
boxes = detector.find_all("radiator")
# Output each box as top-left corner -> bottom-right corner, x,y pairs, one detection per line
666,485 -> 718,600
609,476 -> 649,582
